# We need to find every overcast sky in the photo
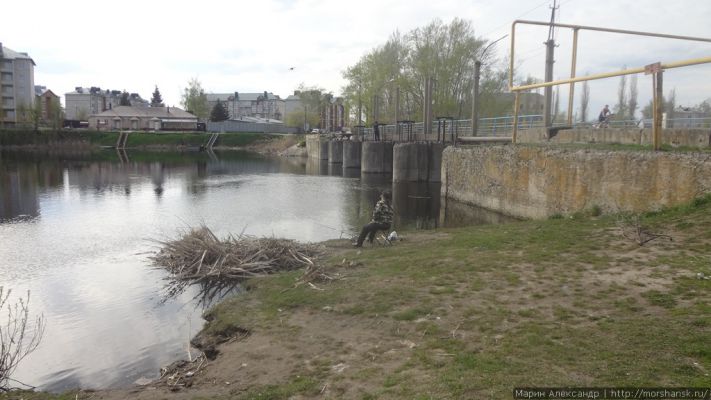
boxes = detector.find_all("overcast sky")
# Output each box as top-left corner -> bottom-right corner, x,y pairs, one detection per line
3,0 -> 710,118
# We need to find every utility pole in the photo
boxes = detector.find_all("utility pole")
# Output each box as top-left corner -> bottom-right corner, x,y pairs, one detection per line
471,34 -> 507,136
543,0 -> 559,128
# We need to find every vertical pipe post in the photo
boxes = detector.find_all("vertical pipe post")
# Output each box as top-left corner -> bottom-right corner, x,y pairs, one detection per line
653,70 -> 664,151
513,91 -> 521,144
509,22 -> 516,89
543,39 -> 555,128
567,28 -> 579,125
472,60 -> 481,136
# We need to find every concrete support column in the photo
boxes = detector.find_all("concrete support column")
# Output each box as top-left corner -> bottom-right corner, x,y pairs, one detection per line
361,142 -> 394,174
306,135 -> 328,160
328,140 -> 343,163
393,142 -> 445,182
343,141 -> 362,169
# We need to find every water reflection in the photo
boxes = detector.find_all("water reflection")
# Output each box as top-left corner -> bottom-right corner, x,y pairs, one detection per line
0,149 -> 513,391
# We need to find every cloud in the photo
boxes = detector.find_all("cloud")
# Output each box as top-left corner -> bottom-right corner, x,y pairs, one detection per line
2,0 -> 709,113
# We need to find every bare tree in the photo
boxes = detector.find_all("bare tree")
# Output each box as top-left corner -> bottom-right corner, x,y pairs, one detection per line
666,88 -> 676,128
615,69 -> 627,119
579,80 -> 590,122
552,86 -> 560,123
0,288 -> 45,391
628,74 -> 638,120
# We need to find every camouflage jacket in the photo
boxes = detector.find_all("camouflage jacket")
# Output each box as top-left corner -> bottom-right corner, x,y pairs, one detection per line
372,200 -> 394,225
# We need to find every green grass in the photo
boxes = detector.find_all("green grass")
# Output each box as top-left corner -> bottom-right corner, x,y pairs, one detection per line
6,195 -> 711,399
0,128 -> 268,148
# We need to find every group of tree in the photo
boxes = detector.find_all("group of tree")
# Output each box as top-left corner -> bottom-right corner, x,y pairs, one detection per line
15,99 -> 64,131
284,84 -> 334,129
340,18 -> 519,125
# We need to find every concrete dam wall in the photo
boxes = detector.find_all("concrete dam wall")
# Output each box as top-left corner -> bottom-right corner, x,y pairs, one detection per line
441,146 -> 711,219
518,127 -> 711,148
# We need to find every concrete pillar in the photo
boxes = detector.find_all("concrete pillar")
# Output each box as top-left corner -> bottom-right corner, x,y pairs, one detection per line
328,140 -> 343,163
392,142 -> 445,182
306,135 -> 328,160
343,141 -> 362,169
361,142 -> 394,174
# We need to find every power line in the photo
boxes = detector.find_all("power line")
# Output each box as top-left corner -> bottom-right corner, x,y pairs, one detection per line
481,0 -> 551,38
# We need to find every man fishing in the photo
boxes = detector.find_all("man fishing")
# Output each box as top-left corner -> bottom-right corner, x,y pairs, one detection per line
354,191 -> 394,247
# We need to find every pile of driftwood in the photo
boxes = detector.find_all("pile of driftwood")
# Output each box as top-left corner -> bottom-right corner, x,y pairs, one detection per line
152,226 -> 322,300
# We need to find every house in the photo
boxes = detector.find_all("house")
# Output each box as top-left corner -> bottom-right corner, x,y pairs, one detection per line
206,91 -> 285,121
88,106 -> 197,131
35,86 -> 61,123
320,96 -> 345,132
1,42 -> 35,125
65,87 -> 148,121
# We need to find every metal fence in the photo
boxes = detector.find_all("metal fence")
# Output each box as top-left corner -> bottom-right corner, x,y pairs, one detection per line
207,121 -> 298,134
353,115 -> 711,142
357,114 -> 546,141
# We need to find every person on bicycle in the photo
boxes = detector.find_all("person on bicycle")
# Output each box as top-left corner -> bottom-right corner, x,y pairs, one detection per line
598,105 -> 611,124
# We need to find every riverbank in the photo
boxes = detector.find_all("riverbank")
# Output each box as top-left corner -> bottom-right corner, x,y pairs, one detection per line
0,129 -> 302,155
4,195 -> 710,399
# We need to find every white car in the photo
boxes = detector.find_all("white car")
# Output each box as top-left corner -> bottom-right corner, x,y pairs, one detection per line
311,129 -> 321,134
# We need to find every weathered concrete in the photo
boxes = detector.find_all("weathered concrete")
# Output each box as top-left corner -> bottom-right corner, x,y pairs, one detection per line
305,135 -> 328,160
342,141 -> 362,168
441,146 -> 711,219
393,142 -> 444,182
361,142 -> 394,174
518,127 -> 711,148
328,140 -> 343,163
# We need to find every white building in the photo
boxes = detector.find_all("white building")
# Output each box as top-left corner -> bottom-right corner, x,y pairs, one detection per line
65,87 -> 148,121
206,91 -> 285,121
0,43 -> 36,125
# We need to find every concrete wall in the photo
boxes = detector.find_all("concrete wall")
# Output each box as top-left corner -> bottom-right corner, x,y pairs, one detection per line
361,142 -> 393,174
306,135 -> 328,160
343,141 -> 362,168
441,146 -> 711,219
393,142 -> 444,182
518,127 -> 711,148
328,140 -> 343,163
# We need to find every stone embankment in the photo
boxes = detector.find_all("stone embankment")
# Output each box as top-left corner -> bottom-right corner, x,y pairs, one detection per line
442,145 -> 711,218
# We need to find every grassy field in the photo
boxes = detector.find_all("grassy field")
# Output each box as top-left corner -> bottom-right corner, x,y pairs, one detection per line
3,197 -> 710,399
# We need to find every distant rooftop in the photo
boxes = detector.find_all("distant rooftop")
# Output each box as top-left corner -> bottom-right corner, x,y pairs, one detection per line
207,92 -> 283,102
92,106 -> 196,119
0,43 -> 36,65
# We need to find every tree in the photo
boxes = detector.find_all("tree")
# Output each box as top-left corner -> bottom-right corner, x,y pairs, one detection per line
666,88 -> 676,127
181,78 -> 209,120
628,74 -> 638,120
119,91 -> 131,106
210,100 -> 230,122
150,85 -> 164,107
48,99 -> 64,130
552,86 -> 560,123
579,80 -> 590,122
341,18 -> 487,124
614,70 -> 627,119
0,287 -> 45,391
29,100 -> 42,131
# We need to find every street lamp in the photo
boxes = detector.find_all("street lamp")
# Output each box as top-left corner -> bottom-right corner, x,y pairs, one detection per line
472,34 -> 508,136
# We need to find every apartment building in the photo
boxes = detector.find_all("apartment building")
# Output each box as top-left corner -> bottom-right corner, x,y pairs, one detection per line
65,87 -> 148,121
206,91 -> 285,121
0,43 -> 36,125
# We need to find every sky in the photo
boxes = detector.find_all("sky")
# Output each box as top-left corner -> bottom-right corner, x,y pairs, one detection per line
3,0 -> 711,119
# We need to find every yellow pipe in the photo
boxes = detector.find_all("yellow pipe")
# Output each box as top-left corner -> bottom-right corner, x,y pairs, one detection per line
513,19 -> 711,43
511,55 -> 711,92
567,28 -> 579,125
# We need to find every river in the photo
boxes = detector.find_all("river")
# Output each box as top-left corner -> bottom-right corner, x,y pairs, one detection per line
0,149 -> 512,391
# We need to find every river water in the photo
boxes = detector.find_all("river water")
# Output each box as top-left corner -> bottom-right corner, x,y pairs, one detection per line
0,149 -> 512,391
